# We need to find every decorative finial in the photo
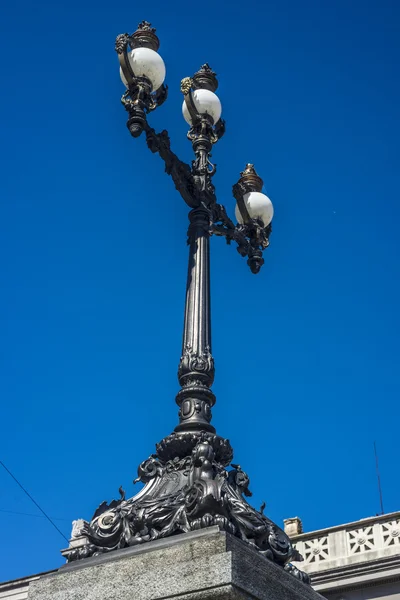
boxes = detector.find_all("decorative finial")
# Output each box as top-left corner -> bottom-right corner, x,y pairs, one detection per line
137,20 -> 156,32
199,63 -> 216,76
240,164 -> 258,177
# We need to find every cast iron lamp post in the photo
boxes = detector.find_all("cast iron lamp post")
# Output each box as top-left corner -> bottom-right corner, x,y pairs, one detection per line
62,21 -> 308,585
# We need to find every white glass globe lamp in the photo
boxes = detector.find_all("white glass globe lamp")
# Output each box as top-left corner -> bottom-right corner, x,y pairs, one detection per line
120,47 -> 166,91
182,89 -> 222,125
235,192 -> 274,227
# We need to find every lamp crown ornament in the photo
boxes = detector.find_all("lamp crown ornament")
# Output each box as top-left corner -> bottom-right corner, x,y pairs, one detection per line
238,163 -> 264,193
61,20 -> 310,589
192,63 -> 218,92
131,20 -> 160,51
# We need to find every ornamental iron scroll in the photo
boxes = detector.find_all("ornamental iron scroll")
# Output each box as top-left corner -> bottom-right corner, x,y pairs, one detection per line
62,433 -> 309,585
60,20 -> 310,588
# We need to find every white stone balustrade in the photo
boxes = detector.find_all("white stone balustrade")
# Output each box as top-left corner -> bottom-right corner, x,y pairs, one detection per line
290,512 -> 400,575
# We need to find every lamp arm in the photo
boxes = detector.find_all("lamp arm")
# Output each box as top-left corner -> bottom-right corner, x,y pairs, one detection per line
143,123 -> 200,209
210,203 -> 272,274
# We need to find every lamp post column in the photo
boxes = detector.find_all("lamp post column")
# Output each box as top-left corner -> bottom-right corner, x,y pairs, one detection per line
175,205 -> 216,433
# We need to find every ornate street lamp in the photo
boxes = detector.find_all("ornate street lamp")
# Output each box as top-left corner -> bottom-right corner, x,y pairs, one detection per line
62,21 -> 308,584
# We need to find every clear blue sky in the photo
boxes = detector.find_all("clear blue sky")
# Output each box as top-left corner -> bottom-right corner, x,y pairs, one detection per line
1,0 -> 399,583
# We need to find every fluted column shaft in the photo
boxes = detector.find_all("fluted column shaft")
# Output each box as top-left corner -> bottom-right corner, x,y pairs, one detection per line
175,206 -> 216,433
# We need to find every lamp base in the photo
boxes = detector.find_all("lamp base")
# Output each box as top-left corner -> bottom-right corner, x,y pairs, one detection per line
60,430 -> 308,588
41,529 -> 321,600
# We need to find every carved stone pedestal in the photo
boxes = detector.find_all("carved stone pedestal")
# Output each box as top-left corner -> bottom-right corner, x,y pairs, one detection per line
29,528 -> 324,600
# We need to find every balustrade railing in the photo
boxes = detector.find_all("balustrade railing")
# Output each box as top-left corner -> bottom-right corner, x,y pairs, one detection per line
291,512 -> 400,573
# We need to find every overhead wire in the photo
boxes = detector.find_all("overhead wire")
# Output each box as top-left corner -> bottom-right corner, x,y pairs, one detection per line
0,508 -> 69,521
0,460 -> 69,543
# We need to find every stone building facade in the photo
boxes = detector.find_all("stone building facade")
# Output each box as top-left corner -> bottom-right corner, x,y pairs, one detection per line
285,511 -> 400,600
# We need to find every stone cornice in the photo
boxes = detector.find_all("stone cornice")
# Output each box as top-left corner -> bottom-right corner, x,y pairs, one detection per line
311,554 -> 400,593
